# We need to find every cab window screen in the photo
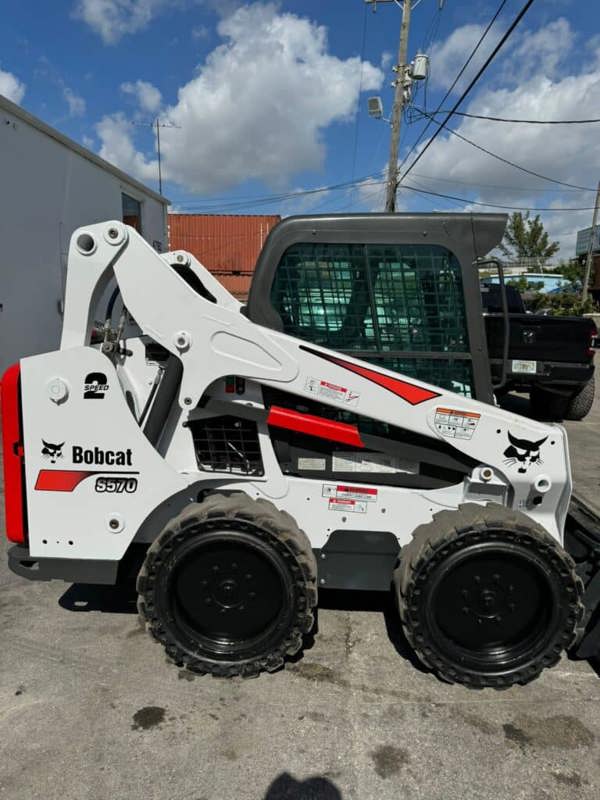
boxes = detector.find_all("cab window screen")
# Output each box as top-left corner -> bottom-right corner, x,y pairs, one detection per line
270,242 -> 474,396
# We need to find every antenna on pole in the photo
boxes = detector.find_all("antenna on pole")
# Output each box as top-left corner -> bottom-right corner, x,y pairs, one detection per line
131,118 -> 181,195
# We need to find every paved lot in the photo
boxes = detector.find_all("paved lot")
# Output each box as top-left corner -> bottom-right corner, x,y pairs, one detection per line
2,383 -> 600,800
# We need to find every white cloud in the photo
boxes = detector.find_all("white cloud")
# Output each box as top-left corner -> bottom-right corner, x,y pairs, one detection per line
63,86 -> 86,116
429,23 -> 487,91
404,19 -> 600,256
97,3 -> 383,194
121,79 -> 162,113
73,0 -> 170,44
161,3 -> 382,192
191,24 -> 209,40
96,112 -> 158,181
0,68 -> 26,104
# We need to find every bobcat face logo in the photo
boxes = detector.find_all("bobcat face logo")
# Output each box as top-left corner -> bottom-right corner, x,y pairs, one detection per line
503,432 -> 547,474
41,440 -> 64,464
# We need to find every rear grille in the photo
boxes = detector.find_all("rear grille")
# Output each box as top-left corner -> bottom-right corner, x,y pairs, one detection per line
190,415 -> 264,476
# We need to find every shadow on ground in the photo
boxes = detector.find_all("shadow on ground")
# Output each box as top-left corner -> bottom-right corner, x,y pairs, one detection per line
264,772 -> 342,800
57,583 -> 428,672
58,582 -> 137,614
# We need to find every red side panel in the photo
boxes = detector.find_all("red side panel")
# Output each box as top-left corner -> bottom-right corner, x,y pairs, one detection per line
267,406 -> 364,448
34,470 -> 96,492
1,363 -> 27,543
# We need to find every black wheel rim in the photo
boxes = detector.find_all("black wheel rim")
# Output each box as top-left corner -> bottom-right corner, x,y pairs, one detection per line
425,540 -> 560,671
168,530 -> 293,657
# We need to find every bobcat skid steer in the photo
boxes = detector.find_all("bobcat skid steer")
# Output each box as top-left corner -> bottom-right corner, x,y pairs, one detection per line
3,214 -> 600,688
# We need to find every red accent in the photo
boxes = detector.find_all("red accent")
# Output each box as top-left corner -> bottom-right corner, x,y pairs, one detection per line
34,470 -> 96,492
267,405 -> 364,448
1,363 -> 27,543
337,485 -> 378,496
326,354 -> 441,405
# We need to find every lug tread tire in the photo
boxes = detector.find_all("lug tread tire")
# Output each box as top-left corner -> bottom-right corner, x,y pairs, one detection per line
137,493 -> 317,678
394,503 -> 584,689
565,377 -> 595,421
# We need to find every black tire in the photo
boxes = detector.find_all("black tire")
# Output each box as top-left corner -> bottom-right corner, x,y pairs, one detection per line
137,493 -> 317,677
530,386 -> 568,421
564,378 -> 595,421
395,503 -> 584,689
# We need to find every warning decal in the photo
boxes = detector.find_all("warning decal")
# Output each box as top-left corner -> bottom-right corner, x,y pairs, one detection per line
434,407 -> 481,441
328,498 -> 367,513
305,377 -> 360,408
322,483 -> 378,504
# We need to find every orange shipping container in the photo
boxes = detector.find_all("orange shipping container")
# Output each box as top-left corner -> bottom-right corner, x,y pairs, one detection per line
168,214 -> 281,300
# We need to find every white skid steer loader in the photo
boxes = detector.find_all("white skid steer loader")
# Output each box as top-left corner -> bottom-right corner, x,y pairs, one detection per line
3,214 -> 600,688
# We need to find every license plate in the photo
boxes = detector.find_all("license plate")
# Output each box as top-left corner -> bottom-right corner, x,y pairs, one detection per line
512,359 -> 537,374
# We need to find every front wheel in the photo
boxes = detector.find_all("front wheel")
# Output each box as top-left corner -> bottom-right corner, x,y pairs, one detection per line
137,494 -> 317,677
395,504 -> 584,688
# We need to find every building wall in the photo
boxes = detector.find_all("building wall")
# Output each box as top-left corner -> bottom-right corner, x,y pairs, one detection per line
0,101 -> 167,373
169,214 -> 281,299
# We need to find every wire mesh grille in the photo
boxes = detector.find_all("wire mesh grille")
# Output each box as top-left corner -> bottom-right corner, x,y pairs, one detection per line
271,242 -> 474,396
191,416 -> 264,475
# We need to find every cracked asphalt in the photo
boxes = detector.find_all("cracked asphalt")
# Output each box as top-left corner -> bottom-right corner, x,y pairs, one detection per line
2,378 -> 600,800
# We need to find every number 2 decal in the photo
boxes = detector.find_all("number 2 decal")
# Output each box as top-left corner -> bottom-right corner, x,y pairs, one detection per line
95,477 -> 138,494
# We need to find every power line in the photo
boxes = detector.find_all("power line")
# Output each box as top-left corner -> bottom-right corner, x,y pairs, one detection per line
399,0 -> 536,183
401,182 -> 596,211
412,171 -> 592,193
415,109 -> 596,192
398,0 -> 509,175
415,109 -> 600,124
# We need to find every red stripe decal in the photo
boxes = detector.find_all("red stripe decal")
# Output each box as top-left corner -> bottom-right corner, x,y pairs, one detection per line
35,470 -> 96,492
301,347 -> 440,405
1,363 -> 27,543
267,406 -> 364,448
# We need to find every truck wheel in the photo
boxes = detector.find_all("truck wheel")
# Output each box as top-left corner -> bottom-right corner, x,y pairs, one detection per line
137,493 -> 317,677
395,503 -> 583,688
529,386 -> 568,420
564,378 -> 595,421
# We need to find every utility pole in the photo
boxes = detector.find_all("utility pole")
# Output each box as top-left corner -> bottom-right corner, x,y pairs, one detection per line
366,0 -> 414,212
582,180 -> 600,303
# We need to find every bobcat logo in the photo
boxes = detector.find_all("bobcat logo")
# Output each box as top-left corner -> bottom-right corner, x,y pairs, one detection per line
503,432 -> 547,474
41,440 -> 64,464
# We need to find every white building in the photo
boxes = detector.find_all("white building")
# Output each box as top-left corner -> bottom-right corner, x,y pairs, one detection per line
0,94 -> 168,373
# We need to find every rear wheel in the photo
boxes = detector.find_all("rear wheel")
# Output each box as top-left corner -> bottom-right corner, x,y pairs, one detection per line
564,378 -> 595,421
395,504 -> 583,688
137,493 -> 317,677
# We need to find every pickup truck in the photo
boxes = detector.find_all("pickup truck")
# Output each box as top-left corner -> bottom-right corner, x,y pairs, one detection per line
481,282 -> 596,420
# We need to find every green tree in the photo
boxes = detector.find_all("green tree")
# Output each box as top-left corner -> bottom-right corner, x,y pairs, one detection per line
499,212 -> 560,264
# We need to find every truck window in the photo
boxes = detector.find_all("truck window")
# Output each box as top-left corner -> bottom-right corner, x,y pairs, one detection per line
271,242 -> 474,396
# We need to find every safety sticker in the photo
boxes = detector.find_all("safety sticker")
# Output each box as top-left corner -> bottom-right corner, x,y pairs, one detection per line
328,498 -> 367,513
305,376 -> 360,408
322,484 -> 378,503
434,407 -> 481,440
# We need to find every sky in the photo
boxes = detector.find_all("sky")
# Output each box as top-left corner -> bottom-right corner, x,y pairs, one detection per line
2,0 -> 600,256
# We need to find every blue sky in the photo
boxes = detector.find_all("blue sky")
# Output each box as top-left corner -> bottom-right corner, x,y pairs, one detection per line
2,0 -> 600,253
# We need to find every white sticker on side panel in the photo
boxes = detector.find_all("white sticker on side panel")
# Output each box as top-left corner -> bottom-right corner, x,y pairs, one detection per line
434,407 -> 481,440
328,498 -> 367,513
298,457 -> 327,470
305,377 -> 360,408
332,451 -> 418,474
